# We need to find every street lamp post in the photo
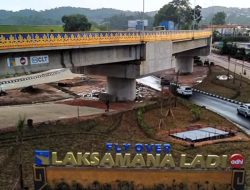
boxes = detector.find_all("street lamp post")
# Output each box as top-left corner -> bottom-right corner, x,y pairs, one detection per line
193,0 -> 196,31
101,21 -> 110,31
142,0 -> 145,31
233,61 -> 236,83
242,58 -> 245,74
227,55 -> 231,79
192,0 -> 196,39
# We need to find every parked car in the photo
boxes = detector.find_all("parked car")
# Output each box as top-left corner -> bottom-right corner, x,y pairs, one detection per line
237,104 -> 250,118
176,86 -> 193,96
204,59 -> 210,66
160,77 -> 170,86
193,56 -> 203,66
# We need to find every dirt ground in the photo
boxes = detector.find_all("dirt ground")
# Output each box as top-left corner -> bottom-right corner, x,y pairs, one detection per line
196,65 -> 250,102
142,101 -> 249,147
157,66 -> 208,86
58,99 -> 135,111
0,83 -> 70,106
0,65 -> 245,147
0,75 -> 106,106
1,66 -> 250,189
0,100 -> 249,189
0,66 -> 209,107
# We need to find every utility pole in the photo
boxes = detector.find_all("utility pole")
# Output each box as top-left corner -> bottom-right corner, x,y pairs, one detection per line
192,0 -> 196,39
227,55 -> 231,80
17,117 -> 25,190
192,0 -> 196,30
174,71 -> 179,107
142,0 -> 145,31
233,62 -> 236,84
240,57 -> 245,88
240,73 -> 242,88
242,58 -> 245,74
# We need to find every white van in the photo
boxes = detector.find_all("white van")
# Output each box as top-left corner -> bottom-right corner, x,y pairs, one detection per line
176,86 -> 193,96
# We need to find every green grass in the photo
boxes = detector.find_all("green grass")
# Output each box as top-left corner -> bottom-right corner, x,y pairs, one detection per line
0,25 -> 104,33
0,25 -> 63,33
196,66 -> 250,103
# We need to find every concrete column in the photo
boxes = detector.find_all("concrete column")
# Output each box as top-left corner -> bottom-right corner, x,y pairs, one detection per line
107,77 -> 136,101
175,56 -> 193,74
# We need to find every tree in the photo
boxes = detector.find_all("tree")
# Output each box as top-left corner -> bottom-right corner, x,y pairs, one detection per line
103,13 -> 154,30
193,5 -> 202,29
212,12 -> 226,25
103,13 -> 134,30
154,0 -> 202,30
62,14 -> 91,32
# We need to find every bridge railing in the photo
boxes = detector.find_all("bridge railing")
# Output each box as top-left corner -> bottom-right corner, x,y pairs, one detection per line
0,30 -> 212,50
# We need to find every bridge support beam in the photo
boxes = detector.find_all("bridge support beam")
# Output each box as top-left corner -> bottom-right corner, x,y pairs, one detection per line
175,56 -> 193,74
107,77 -> 136,101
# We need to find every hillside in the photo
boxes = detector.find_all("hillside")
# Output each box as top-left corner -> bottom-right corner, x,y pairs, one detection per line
0,25 -> 63,32
202,6 -> 250,24
0,6 -> 249,27
0,7 -> 138,25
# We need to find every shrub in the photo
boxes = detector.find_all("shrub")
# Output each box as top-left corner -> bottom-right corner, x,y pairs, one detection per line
190,106 -> 202,122
137,107 -> 156,137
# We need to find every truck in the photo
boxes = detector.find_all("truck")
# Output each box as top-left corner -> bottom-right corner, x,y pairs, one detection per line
159,21 -> 175,30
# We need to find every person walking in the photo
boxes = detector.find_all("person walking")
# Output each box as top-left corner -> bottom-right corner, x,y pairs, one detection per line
105,99 -> 110,112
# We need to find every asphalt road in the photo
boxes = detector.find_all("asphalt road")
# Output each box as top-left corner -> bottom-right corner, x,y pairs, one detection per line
190,92 -> 250,130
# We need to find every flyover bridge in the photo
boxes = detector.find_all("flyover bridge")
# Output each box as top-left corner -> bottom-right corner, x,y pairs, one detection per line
0,30 -> 211,50
0,30 -> 212,101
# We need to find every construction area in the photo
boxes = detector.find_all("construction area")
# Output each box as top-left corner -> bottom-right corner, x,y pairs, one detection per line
0,66 -> 208,129
0,65 -> 247,146
0,64 -> 250,189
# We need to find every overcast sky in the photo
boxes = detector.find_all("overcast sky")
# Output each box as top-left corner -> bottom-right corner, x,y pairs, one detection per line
2,0 -> 249,12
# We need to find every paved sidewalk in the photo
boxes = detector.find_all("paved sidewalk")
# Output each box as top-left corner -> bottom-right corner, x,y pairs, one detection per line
0,103 -> 105,129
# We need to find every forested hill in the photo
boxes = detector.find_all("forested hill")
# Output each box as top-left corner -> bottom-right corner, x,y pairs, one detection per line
202,6 -> 250,25
0,7 -> 137,25
0,6 -> 250,26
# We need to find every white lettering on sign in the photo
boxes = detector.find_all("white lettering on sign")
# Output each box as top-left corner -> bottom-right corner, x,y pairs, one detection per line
30,55 -> 49,65
231,159 -> 243,165
230,154 -> 244,169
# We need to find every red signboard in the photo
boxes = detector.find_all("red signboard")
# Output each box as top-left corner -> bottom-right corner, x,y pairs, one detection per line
230,154 -> 244,169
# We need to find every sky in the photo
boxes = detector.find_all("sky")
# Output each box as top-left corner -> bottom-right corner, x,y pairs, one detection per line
1,0 -> 250,12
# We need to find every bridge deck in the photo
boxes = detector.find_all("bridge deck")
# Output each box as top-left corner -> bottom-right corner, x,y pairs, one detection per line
0,30 -> 211,50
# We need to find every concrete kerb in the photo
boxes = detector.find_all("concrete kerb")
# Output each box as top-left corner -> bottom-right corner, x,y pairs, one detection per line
192,99 -> 250,136
215,109 -> 250,136
233,122 -> 250,136
169,85 -> 244,105
193,88 -> 244,106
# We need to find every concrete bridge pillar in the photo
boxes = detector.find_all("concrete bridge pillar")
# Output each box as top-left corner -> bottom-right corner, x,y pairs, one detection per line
175,56 -> 193,74
107,77 -> 136,101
